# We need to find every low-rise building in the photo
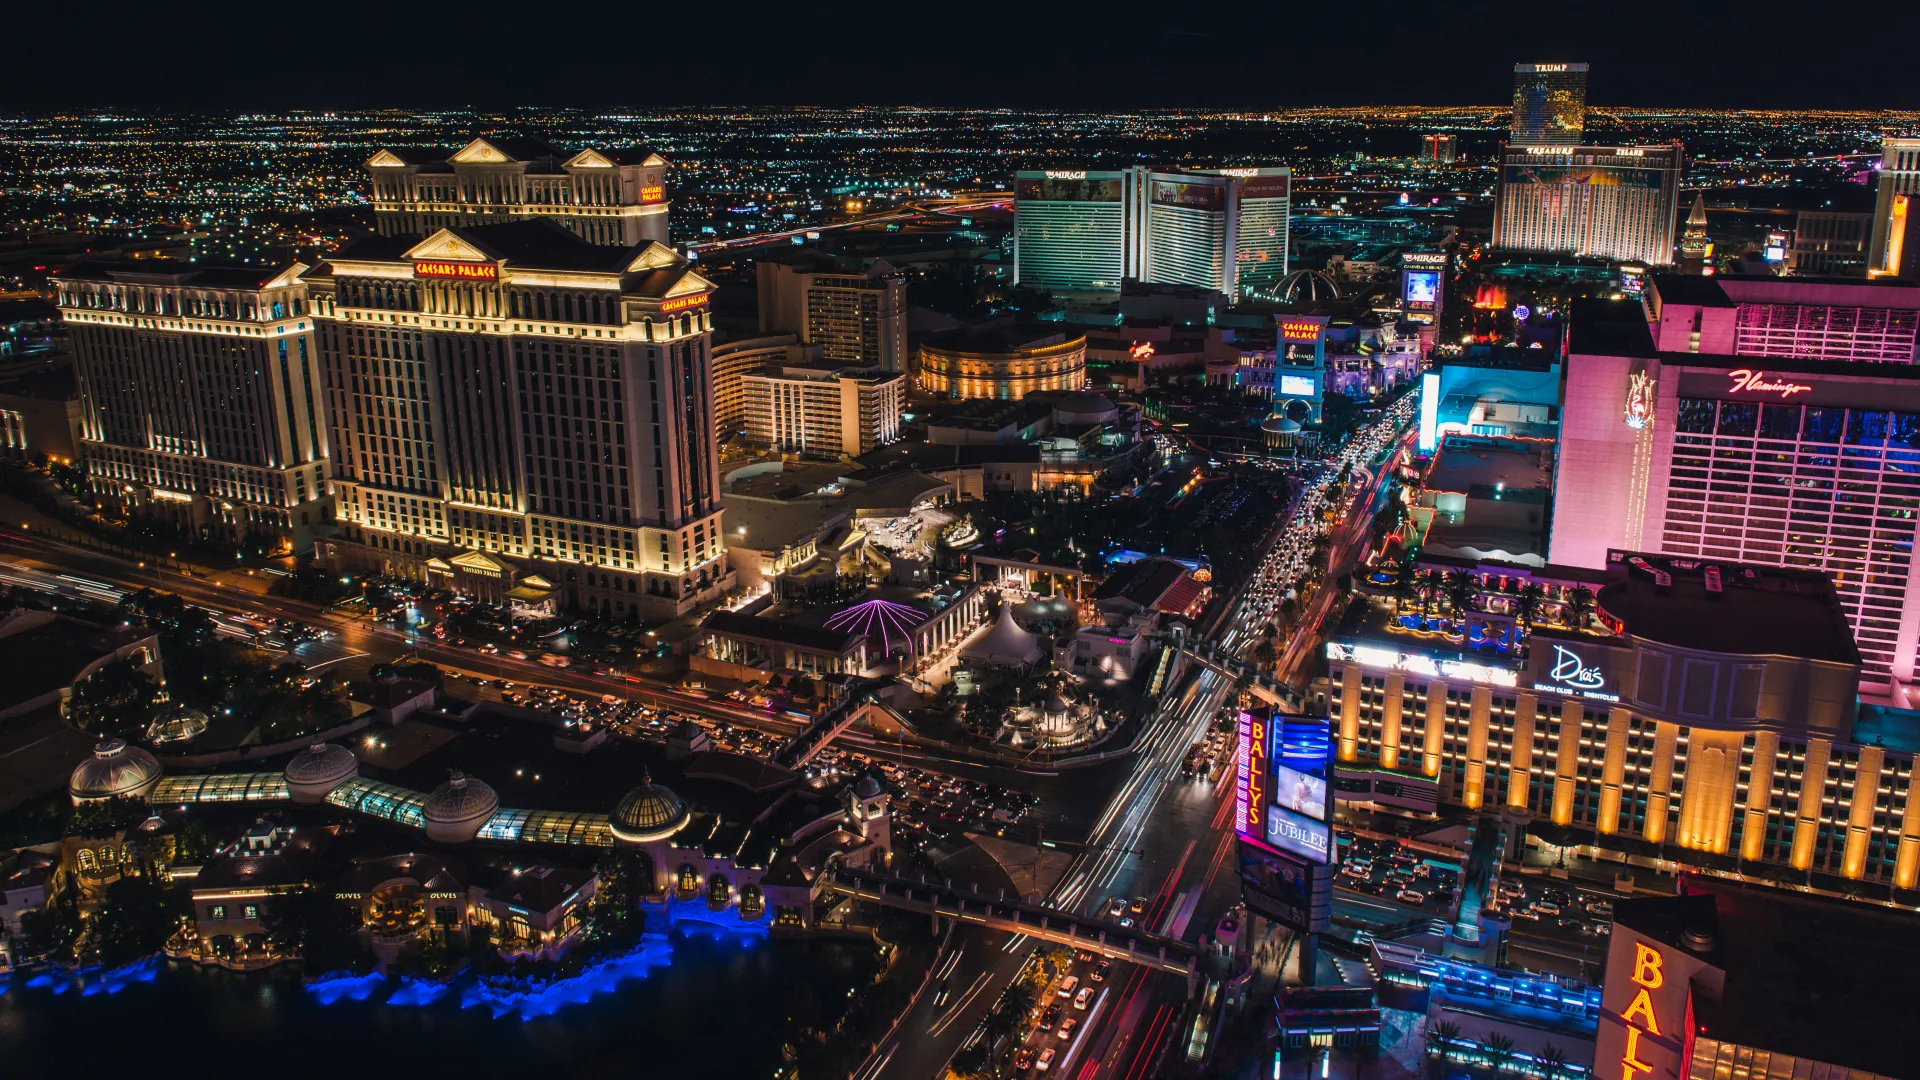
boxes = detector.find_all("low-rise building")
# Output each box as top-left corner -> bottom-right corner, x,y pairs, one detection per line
713,333 -> 818,431
917,321 -> 1088,400
470,864 -> 597,961
698,610 -> 872,680
187,819 -> 331,965
1598,882 -> 1911,1080
335,852 -> 473,962
742,364 -> 905,459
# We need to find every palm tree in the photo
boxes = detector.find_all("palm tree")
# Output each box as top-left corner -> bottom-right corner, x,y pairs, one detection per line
1514,582 -> 1544,631
1445,569 -> 1477,618
1426,1020 -> 1461,1062
1482,1032 -> 1516,1077
1393,570 -> 1420,613
1417,569 -> 1443,615
1536,1043 -> 1569,1080
1568,586 -> 1596,631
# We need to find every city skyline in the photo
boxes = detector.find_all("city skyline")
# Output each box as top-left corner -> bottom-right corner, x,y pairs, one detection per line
6,54 -> 1920,1080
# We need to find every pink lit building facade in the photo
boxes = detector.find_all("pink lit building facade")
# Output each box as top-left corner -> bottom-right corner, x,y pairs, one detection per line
1551,278 -> 1920,696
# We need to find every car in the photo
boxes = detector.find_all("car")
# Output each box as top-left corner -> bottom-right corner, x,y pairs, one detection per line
1130,896 -> 1149,914
1586,901 -> 1614,917
1092,961 -> 1110,983
1119,917 -> 1134,928
1074,987 -> 1094,1010
1396,889 -> 1426,905
1014,1049 -> 1035,1071
1058,1017 -> 1078,1040
506,650 -> 529,660
930,978 -> 950,1009
1533,902 -> 1562,916
1105,897 -> 1128,918
1036,1048 -> 1056,1073
1056,975 -> 1078,997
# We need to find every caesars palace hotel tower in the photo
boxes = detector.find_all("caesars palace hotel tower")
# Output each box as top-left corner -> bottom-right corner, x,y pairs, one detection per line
305,211 -> 731,619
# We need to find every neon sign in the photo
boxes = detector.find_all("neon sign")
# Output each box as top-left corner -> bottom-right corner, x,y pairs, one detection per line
1620,944 -> 1666,1080
414,260 -> 498,281
1548,645 -> 1605,690
639,185 -> 665,203
1281,320 -> 1323,343
1533,644 -> 1619,702
659,293 -> 709,313
1727,369 -> 1811,399
1624,372 -> 1655,430
1044,170 -> 1087,180
1235,710 -> 1268,844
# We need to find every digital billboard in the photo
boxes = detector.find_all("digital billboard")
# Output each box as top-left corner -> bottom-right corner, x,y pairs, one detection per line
1418,371 -> 1442,453
1403,270 -> 1439,311
1237,839 -> 1331,933
1151,180 -> 1225,212
1236,710 -> 1336,864
1279,374 -> 1317,397
1015,175 -> 1124,202
1239,174 -> 1291,201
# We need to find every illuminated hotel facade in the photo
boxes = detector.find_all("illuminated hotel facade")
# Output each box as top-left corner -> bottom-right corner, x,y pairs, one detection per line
915,324 -> 1088,400
1509,63 -> 1588,147
306,219 -> 732,619
1013,167 -> 1290,298
54,261 -> 332,551
1869,137 -> 1920,278
1328,552 -> 1920,890
366,137 -> 670,248
1551,287 -> 1920,689
1594,887 -> 1904,1080
1491,144 -> 1684,266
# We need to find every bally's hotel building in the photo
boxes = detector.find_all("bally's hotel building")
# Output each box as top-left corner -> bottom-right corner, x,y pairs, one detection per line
1013,167 -> 1290,298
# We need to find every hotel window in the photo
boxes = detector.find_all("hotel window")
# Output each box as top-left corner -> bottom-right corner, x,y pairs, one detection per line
244,904 -> 259,920
211,905 -> 227,919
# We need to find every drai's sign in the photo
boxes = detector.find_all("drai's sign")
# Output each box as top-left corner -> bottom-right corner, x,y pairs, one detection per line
1532,644 -> 1620,702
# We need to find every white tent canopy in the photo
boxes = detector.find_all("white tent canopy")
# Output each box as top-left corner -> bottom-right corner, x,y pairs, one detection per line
963,604 -> 1045,669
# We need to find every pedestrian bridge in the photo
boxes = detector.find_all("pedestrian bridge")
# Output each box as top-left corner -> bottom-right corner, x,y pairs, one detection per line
823,867 -> 1202,984
771,678 -> 891,767
1178,641 -> 1300,707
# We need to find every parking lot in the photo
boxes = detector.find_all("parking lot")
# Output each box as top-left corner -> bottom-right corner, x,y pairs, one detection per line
438,674 -> 1038,856
1336,834 -> 1617,942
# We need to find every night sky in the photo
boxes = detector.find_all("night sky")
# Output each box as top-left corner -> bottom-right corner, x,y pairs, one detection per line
5,1 -> 1917,111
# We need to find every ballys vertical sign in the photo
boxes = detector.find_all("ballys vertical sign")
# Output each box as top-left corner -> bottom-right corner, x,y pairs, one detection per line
1235,710 -> 1268,843
1619,943 -> 1669,1080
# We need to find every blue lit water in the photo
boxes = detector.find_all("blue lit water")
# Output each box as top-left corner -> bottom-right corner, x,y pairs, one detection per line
0,928 -> 868,1073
